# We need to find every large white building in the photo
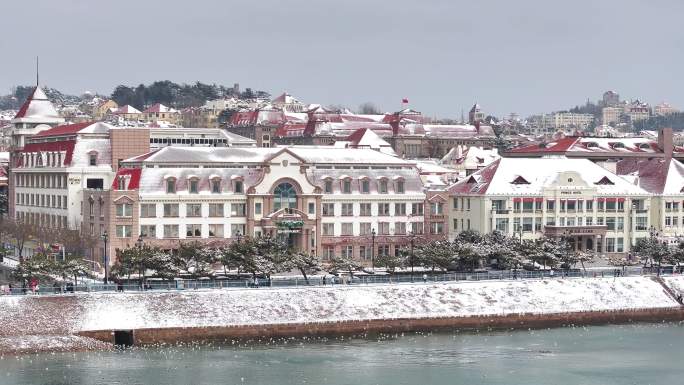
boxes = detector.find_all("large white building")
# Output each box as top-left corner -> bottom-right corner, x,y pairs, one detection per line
447,156 -> 652,256
553,112 -> 595,129
85,146 -> 428,266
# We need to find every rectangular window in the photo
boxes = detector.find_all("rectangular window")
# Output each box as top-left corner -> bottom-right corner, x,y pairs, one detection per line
666,216 -> 672,226
606,238 -> 615,253
396,180 -> 405,194
308,202 -> 315,215
546,200 -> 555,211
617,217 -> 624,231
341,203 -> 354,216
379,180 -> 388,194
360,203 -> 372,216
359,245 -> 371,260
360,222 -> 372,235
140,225 -> 157,238
116,203 -> 132,218
586,200 -> 593,210
164,204 -> 179,217
231,203 -> 246,216
322,203 -> 335,216
431,222 -> 444,234
140,204 -> 156,218
411,222 -> 424,234
412,203 -> 424,215
341,223 -> 353,236
209,203 -> 224,217
254,202 -> 262,215
535,217 -> 542,232
324,246 -> 335,259
395,222 -> 406,235
635,216 -> 647,231
322,223 -> 335,236
431,202 -> 443,215
189,179 -> 199,194
606,200 -> 616,211
467,199 -> 471,210
361,179 -> 370,193
378,245 -> 390,256
674,216 -> 680,227
522,217 -> 533,232
116,225 -> 132,238
234,181 -> 244,193
230,224 -> 245,238
342,245 -> 353,258
164,224 -> 179,238
597,217 -> 604,226
395,203 -> 406,216
566,200 -> 576,211
378,203 -> 390,216
513,218 -> 521,231
186,224 -> 202,238
209,224 -> 224,238
606,217 -> 616,231
495,218 -> 509,232
166,179 -> 176,194
211,179 -> 221,193
324,180 -> 333,193
342,180 -> 352,194
186,203 -> 202,217
453,199 -> 459,210
378,222 -> 390,235
617,238 -> 624,253
585,217 -> 593,225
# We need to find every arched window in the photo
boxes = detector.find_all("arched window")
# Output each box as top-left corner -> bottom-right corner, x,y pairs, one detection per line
273,182 -> 297,211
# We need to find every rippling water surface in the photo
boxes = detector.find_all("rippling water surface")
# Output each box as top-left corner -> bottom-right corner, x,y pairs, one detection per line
2,323 -> 683,385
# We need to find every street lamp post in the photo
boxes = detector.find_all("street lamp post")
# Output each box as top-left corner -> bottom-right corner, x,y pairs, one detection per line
371,228 -> 376,273
236,230 -> 242,243
409,230 -> 415,283
136,235 -> 144,290
102,231 -> 109,285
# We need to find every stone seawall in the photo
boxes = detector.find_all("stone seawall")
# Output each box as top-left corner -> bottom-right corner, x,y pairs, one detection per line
78,307 -> 684,346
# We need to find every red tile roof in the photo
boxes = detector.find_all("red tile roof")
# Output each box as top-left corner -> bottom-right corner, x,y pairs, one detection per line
14,87 -> 37,118
112,168 -> 142,190
32,122 -> 95,138
508,137 -> 579,153
447,158 -> 501,195
18,140 -> 76,166
616,158 -> 670,194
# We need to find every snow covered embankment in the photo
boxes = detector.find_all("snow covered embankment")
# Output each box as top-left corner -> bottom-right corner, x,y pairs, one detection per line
71,277 -> 677,331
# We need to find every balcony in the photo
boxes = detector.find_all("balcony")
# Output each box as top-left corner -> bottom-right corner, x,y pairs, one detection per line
491,209 -> 510,214
633,209 -> 648,214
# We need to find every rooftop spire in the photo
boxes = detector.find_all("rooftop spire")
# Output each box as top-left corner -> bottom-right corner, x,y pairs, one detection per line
36,56 -> 39,87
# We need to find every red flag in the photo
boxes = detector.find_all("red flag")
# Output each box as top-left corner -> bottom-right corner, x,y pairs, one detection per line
402,98 -> 409,104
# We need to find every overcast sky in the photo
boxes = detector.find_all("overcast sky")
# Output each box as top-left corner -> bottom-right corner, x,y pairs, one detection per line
2,0 -> 683,117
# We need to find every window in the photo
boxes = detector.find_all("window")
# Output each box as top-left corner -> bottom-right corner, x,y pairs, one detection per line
635,216 -> 647,231
89,153 -> 97,166
378,222 -> 390,235
234,180 -> 244,194
585,217 -> 593,225
586,200 -> 593,211
166,179 -> 176,194
379,179 -> 388,194
411,222 -> 424,234
341,223 -> 353,236
396,180 -> 405,194
140,225 -> 157,238
322,203 -> 335,216
116,203 -> 132,217
209,224 -> 224,238
342,179 -> 352,194
665,216 -> 672,226
395,203 -> 406,216
341,203 -> 353,216
431,202 -> 443,215
495,218 -> 509,232
566,200 -> 576,211
164,224 -> 179,238
255,202 -> 262,215
308,202 -> 315,215
163,204 -> 179,217
324,180 -> 333,193
209,203 -> 224,217
116,225 -> 132,238
513,218 -> 521,231
230,224 -> 245,237
606,200 -> 616,211
395,222 -> 406,235
454,199 -> 459,210
342,245 -> 353,258
617,238 -> 624,253
431,222 -> 444,234
617,217 -> 624,231
322,223 -> 335,236
412,203 -> 424,215
523,217 -> 533,232
378,203 -> 390,216
546,200 -> 555,211
360,222 -> 372,235
359,245 -> 371,260
324,246 -> 335,259
186,203 -> 202,217
189,179 -> 199,194
535,217 -> 542,232
273,182 -> 297,211
231,203 -> 246,216
186,224 -> 202,238
361,179 -> 370,193
211,179 -> 221,193
606,217 -> 616,231
360,203 -> 372,216
378,245 -> 390,257
606,238 -> 615,253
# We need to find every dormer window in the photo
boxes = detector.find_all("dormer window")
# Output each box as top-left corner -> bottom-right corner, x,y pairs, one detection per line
324,179 -> 333,193
189,178 -> 199,194
89,152 -> 97,166
609,142 -> 625,149
234,180 -> 244,194
595,176 -> 614,185
211,179 -> 221,194
361,179 -> 370,194
396,180 -> 405,194
379,179 -> 388,194
342,179 -> 352,194
585,142 -> 599,148
166,178 -> 177,194
511,176 -> 530,185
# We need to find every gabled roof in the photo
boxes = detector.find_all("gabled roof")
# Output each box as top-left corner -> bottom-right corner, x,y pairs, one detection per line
617,158 -> 684,195
508,137 -> 579,154
114,105 -> 142,114
32,122 -> 111,138
112,168 -> 142,190
12,87 -> 63,123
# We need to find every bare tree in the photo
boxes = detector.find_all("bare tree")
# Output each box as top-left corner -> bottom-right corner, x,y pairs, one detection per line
358,102 -> 381,115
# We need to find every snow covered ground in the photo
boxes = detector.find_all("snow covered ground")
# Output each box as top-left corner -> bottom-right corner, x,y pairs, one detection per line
661,276 -> 684,295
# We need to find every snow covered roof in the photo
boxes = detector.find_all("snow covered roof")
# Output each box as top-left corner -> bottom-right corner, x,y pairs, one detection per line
11,87 -> 64,124
616,158 -> 684,195
307,167 -> 423,194
448,156 -> 649,196
344,128 -> 397,156
136,167 -> 263,195
509,136 -> 684,155
272,92 -> 301,105
143,103 -> 178,114
113,105 -> 142,114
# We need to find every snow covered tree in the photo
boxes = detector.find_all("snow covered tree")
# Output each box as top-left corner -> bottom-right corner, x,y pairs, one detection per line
633,237 -> 671,275
289,251 -> 322,284
530,237 -> 568,270
173,241 -> 217,279
574,250 -> 596,274
415,240 -> 456,272
328,255 -> 362,277
375,249 -> 406,274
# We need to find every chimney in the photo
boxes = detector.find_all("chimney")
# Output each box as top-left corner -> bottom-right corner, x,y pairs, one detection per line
658,127 -> 673,160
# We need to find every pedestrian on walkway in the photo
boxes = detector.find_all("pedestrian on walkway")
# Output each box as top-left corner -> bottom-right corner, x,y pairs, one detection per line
422,274 -> 428,283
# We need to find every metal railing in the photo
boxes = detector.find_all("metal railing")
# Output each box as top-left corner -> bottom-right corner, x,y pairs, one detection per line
1,266 -> 672,296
